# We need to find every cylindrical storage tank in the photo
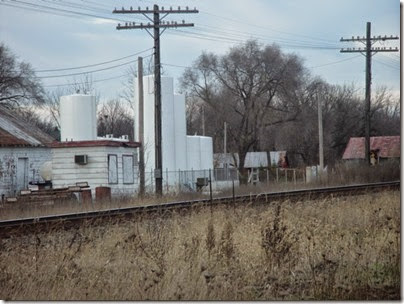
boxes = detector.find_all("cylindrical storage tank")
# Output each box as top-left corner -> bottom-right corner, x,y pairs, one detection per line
173,94 -> 187,170
199,136 -> 214,170
39,161 -> 52,181
161,77 -> 176,171
60,94 -> 97,141
186,136 -> 201,171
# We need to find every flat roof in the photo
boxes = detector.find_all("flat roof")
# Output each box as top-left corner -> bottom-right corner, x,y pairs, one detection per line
51,140 -> 141,148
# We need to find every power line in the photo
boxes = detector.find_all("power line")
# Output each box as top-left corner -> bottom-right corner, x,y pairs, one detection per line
43,73 -> 127,87
199,10 -> 337,45
308,55 -> 362,68
36,53 -> 153,78
340,22 -> 399,165
36,47 -> 153,72
113,4 -> 198,196
2,0 -> 136,23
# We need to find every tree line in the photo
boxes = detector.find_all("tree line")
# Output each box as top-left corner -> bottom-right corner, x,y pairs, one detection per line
0,41 -> 400,173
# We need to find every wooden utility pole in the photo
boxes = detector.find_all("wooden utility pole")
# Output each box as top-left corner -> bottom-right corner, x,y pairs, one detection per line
340,22 -> 398,165
137,56 -> 145,197
317,96 -> 324,172
113,5 -> 198,195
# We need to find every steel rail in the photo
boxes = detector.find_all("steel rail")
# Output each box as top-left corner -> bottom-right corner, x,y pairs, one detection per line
0,181 -> 399,231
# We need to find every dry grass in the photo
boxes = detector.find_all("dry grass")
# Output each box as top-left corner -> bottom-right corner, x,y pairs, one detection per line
0,190 -> 400,300
1,161 -> 399,221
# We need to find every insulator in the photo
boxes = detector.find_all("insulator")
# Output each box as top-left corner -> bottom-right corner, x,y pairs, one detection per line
125,22 -> 128,26
162,6 -> 164,10
178,6 -> 180,10
118,23 -> 120,27
130,6 -> 133,10
182,20 -> 185,24
170,6 -> 172,10
146,6 -> 148,10
122,6 -> 124,10
186,6 -> 189,10
138,6 -> 140,10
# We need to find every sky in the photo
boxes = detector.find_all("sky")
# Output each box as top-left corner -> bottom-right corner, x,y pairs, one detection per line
0,0 -> 400,104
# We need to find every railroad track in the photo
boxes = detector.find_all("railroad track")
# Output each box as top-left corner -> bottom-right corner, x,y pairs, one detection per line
0,181 -> 399,233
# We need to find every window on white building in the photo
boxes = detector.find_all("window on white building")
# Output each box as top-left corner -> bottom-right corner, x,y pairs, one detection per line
108,154 -> 118,184
122,155 -> 134,184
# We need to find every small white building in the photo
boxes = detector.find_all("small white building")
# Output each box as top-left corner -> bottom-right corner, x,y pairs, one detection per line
0,105 -> 54,198
51,140 -> 140,197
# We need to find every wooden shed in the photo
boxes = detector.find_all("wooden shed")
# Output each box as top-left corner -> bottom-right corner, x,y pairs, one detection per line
342,136 -> 400,163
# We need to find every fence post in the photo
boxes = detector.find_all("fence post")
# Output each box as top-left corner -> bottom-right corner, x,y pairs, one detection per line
293,169 -> 296,185
209,169 -> 213,213
266,168 -> 269,187
276,168 -> 279,182
285,169 -> 287,183
166,168 -> 168,193
232,176 -> 235,204
192,168 -> 194,191
178,169 -> 181,192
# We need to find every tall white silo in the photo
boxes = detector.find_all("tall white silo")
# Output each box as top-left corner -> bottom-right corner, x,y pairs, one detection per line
140,75 -> 177,172
173,94 -> 187,170
60,94 -> 97,141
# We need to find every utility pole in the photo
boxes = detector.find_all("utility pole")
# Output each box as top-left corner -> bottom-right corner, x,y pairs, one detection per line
317,96 -> 324,172
340,22 -> 398,165
137,56 -> 145,197
113,5 -> 198,195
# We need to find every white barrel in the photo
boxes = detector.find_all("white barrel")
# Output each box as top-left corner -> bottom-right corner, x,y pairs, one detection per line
186,136 -> 201,171
60,94 -> 97,141
39,161 -> 52,181
199,136 -> 213,170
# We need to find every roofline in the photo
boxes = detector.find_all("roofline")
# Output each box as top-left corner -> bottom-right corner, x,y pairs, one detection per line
50,140 -> 141,148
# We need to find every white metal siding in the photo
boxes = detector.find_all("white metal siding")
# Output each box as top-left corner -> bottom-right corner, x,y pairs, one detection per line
51,146 -> 138,197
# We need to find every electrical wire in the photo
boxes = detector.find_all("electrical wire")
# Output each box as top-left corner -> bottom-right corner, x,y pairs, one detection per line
36,53 -> 153,79
36,47 -> 153,72
43,73 -> 127,87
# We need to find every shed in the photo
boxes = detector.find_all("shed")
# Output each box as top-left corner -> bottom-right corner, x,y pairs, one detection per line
214,152 -> 269,168
342,136 -> 400,161
50,140 -> 141,197
0,105 -> 54,197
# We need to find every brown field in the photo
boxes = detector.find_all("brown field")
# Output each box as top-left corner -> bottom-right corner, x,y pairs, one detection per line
0,190 -> 400,300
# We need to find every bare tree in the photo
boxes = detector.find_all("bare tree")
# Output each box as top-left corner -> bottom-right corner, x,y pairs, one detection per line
0,43 -> 44,106
97,99 -> 134,140
180,40 -> 306,182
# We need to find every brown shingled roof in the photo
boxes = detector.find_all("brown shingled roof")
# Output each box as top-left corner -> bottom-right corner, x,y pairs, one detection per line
0,105 -> 55,147
342,136 -> 400,159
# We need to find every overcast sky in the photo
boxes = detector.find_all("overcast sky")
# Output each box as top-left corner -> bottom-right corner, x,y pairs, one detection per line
0,0 -> 400,102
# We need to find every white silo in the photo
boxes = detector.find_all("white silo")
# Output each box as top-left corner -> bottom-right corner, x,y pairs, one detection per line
199,136 -> 214,170
173,94 -> 187,170
186,135 -> 201,171
60,94 -> 97,141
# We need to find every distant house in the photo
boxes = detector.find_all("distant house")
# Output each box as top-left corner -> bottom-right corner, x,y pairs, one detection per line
342,136 -> 400,163
0,105 -> 55,197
